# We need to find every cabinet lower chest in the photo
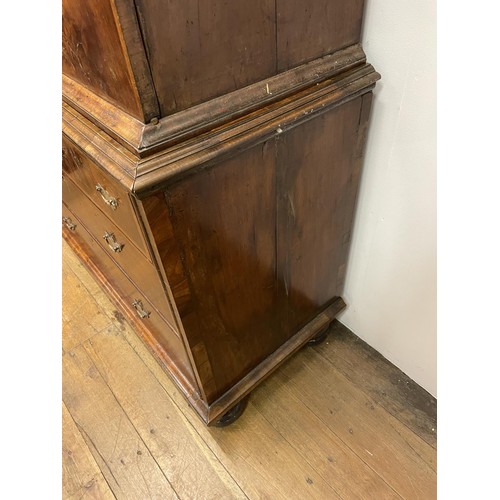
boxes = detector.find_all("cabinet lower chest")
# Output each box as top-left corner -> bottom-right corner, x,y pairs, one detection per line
62,79 -> 375,425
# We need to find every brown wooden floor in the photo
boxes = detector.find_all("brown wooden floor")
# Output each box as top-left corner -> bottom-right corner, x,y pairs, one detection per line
62,240 -> 437,500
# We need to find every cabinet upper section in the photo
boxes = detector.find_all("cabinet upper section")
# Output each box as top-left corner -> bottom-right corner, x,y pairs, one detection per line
63,0 -> 365,125
62,0 -> 144,120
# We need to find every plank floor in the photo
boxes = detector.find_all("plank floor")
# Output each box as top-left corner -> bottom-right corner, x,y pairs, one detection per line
62,240 -> 437,500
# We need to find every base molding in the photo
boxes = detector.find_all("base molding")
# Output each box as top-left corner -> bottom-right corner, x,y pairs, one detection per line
206,297 -> 346,424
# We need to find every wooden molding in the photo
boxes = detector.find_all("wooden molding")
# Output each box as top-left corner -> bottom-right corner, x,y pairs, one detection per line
133,63 -> 380,196
63,44 -> 371,158
62,102 -> 137,185
63,75 -> 145,153
206,297 -> 346,425
63,61 -> 380,200
139,44 -> 367,153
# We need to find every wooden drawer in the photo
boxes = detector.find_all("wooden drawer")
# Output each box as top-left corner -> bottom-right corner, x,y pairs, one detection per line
62,204 -> 196,388
62,135 -> 148,258
62,174 -> 179,334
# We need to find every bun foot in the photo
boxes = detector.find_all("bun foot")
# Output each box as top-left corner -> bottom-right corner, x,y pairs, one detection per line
307,324 -> 330,346
213,397 -> 248,427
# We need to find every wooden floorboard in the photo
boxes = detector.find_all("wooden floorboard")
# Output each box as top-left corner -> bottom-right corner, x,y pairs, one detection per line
62,240 -> 437,499
62,402 -> 116,500
313,321 -> 437,448
63,347 -> 179,499
62,261 -> 112,353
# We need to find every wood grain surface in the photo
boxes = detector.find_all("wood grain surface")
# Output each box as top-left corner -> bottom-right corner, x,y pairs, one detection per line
276,0 -> 365,71
63,0 -> 366,124
277,96 -> 365,334
142,95 -> 369,405
315,320 -> 437,448
158,141 -> 280,403
62,403 -> 115,499
134,0 -> 277,116
62,0 -> 144,120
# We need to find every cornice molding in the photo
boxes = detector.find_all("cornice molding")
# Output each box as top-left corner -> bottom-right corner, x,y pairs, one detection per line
63,44 -> 371,158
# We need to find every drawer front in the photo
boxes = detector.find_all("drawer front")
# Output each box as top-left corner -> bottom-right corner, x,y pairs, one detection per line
62,135 -> 148,257
62,204 -> 196,389
63,175 -> 179,334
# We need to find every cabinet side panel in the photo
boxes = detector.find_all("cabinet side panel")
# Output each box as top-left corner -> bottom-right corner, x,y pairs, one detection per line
146,142 -> 280,403
134,0 -> 276,117
62,0 -> 143,119
277,0 -> 364,71
278,96 -> 366,333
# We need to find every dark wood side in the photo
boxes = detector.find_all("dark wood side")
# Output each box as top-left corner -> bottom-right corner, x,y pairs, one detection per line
276,0 -> 365,71
143,143 -> 280,403
142,93 -> 373,405
62,1 -> 368,145
62,0 -> 144,120
277,96 -> 369,333
122,0 -> 365,118
134,0 -> 277,117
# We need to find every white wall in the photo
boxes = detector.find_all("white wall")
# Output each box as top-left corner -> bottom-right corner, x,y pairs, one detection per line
339,0 -> 437,396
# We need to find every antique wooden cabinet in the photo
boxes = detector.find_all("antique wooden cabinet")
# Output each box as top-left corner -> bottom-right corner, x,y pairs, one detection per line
62,0 -> 380,425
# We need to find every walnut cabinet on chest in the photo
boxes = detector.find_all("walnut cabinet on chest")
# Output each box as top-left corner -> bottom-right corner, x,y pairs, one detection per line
62,0 -> 380,425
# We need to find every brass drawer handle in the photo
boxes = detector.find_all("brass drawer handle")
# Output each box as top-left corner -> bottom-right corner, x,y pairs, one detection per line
103,231 -> 124,253
96,184 -> 118,210
62,216 -> 77,231
132,299 -> 150,319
